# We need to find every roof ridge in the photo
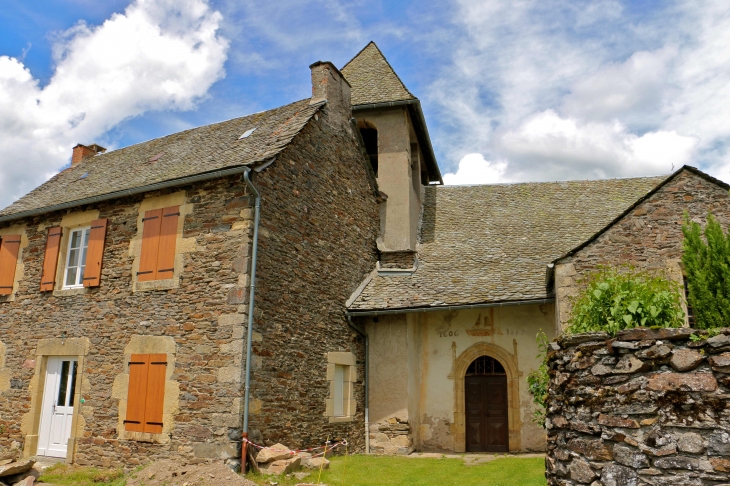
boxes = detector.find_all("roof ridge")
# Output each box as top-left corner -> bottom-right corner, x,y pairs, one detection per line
341,40 -> 377,72
436,174 -> 669,189
89,98 -> 312,160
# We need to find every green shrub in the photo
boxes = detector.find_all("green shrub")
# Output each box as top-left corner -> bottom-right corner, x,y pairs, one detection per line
526,330 -> 549,427
567,266 -> 684,335
682,212 -> 730,329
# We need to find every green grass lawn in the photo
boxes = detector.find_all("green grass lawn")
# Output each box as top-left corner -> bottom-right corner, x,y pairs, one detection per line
38,463 -> 127,486
249,455 -> 546,486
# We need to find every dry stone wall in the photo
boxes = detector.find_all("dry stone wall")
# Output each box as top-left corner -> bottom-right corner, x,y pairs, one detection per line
546,327 -> 730,485
369,417 -> 413,455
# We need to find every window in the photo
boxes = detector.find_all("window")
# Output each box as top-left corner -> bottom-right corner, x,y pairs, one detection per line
334,365 -> 345,417
360,127 -> 378,176
137,206 -> 180,282
40,218 -> 107,292
63,227 -> 91,288
0,234 -> 21,296
124,354 -> 167,434
326,352 -> 356,422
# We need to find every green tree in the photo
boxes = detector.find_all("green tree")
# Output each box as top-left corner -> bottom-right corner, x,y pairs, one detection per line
567,266 -> 684,335
682,212 -> 730,329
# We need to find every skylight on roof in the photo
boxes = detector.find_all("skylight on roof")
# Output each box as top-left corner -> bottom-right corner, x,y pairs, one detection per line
148,152 -> 165,162
239,128 -> 256,139
78,172 -> 89,180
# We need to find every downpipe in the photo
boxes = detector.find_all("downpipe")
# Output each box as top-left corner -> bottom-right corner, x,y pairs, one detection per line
347,316 -> 370,454
241,168 -> 261,473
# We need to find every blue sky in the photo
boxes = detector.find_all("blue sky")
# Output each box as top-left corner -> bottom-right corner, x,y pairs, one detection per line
1,0 -> 730,208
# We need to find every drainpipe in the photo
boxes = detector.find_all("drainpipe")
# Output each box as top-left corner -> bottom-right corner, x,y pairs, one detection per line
347,316 -> 369,454
241,168 -> 261,473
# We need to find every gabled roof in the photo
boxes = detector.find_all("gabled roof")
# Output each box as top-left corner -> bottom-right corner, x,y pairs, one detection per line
341,41 -> 416,106
347,175 -> 668,312
0,99 -> 324,220
553,165 -> 730,263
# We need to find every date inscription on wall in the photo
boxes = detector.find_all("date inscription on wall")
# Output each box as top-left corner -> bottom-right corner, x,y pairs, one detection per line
437,310 -> 525,337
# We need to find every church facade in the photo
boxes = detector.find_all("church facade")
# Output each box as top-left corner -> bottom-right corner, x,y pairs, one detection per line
0,42 -> 726,467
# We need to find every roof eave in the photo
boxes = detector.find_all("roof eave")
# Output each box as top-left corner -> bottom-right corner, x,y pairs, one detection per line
0,160 -> 275,224
346,296 -> 555,317
352,98 -> 443,184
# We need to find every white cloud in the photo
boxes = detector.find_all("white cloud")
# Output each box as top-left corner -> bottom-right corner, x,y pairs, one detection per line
498,110 -> 698,180
443,153 -> 510,185
426,0 -> 730,185
0,0 -> 228,208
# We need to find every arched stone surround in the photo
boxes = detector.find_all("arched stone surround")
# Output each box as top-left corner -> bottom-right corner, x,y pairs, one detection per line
452,341 -> 522,452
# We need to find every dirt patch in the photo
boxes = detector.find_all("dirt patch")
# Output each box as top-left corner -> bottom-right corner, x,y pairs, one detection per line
125,460 -> 257,486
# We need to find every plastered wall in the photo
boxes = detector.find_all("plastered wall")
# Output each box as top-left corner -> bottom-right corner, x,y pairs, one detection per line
366,303 -> 555,453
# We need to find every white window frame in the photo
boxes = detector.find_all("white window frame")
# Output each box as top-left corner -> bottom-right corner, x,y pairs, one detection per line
326,352 -> 356,423
334,365 -> 345,417
62,227 -> 91,289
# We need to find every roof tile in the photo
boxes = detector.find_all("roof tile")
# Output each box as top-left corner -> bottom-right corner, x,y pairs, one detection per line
348,176 -> 668,311
341,42 -> 415,106
1,99 -> 323,217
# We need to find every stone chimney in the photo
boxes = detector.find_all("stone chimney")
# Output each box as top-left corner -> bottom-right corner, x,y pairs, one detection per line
72,144 -> 106,167
309,61 -> 351,120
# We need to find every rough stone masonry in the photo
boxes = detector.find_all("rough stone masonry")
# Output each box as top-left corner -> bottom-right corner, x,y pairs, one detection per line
546,327 -> 730,485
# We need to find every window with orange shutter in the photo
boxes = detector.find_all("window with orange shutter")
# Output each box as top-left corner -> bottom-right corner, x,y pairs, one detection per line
0,235 -> 22,296
40,227 -> 62,292
137,206 -> 180,281
125,354 -> 167,434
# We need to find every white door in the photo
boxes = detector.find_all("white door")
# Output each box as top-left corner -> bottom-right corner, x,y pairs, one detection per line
37,357 -> 78,458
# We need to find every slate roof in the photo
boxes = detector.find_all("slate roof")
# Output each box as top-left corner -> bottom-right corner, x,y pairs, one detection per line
348,176 -> 668,311
341,42 -> 416,106
1,99 -> 323,218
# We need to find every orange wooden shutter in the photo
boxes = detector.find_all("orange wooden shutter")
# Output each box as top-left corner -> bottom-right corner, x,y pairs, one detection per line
83,219 -> 107,287
125,354 -> 149,432
143,354 -> 167,434
156,206 -> 179,279
40,227 -> 62,292
138,209 -> 162,281
0,235 -> 21,296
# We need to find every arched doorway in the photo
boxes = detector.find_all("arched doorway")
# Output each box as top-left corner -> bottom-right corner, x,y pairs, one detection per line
465,356 -> 509,452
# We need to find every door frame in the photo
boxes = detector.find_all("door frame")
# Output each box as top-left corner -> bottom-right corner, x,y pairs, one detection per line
22,338 -> 89,464
452,342 -> 522,452
465,374 -> 509,452
38,356 -> 79,457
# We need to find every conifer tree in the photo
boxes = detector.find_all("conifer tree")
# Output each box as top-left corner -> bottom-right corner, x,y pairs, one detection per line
682,213 -> 730,329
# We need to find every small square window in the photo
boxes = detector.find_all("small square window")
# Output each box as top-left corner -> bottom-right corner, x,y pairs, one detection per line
63,227 -> 91,288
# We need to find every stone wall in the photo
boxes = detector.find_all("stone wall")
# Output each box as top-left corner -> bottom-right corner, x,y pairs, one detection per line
555,169 -> 730,329
369,417 -> 413,455
0,175 -> 254,468
246,103 -> 380,452
546,327 -> 730,485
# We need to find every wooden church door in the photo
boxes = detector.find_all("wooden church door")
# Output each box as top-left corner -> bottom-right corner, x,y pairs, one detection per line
465,356 -> 509,452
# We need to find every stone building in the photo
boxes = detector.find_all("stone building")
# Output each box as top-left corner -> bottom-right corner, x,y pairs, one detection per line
0,41 -> 728,467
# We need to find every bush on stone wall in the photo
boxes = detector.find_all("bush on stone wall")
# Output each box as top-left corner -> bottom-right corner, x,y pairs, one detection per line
683,212 -> 730,329
567,266 -> 684,335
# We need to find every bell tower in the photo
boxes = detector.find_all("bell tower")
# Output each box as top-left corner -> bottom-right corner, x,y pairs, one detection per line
342,42 -> 442,265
